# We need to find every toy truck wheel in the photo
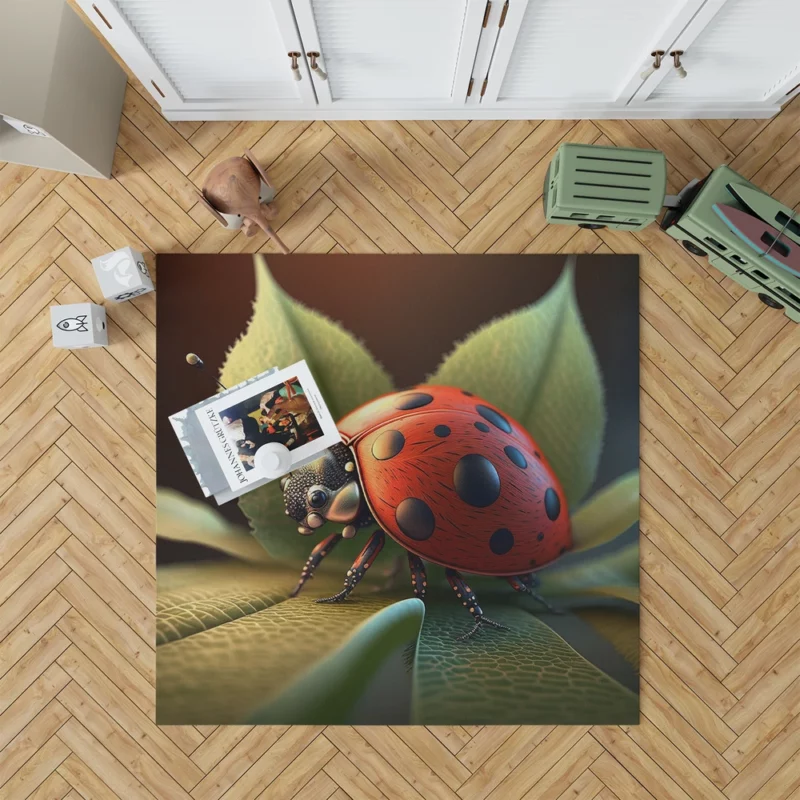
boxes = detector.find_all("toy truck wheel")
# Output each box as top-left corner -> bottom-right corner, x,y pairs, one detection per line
682,240 -> 707,257
758,293 -> 784,310
578,223 -> 606,230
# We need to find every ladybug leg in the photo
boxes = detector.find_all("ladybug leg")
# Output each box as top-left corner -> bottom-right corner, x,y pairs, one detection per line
446,568 -> 510,641
290,532 -> 342,597
507,574 -> 562,614
407,553 -> 427,600
316,530 -> 385,604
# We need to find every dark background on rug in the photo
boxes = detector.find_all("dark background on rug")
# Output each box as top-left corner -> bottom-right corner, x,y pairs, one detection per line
156,254 -> 639,563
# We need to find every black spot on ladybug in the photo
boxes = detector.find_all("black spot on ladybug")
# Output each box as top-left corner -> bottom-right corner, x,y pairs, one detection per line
395,498 -> 435,541
489,528 -> 514,555
454,454 -> 501,508
504,445 -> 527,469
434,425 -> 451,437
476,404 -> 512,434
395,392 -> 433,410
559,546 -> 568,555
462,390 -> 474,396
371,430 -> 405,460
537,532 -> 544,541
474,421 -> 490,432
545,488 -> 561,520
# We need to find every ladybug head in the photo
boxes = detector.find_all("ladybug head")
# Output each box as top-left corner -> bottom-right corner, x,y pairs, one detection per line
281,443 -> 365,535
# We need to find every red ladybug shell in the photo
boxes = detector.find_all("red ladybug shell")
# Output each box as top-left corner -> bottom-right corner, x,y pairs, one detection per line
337,386 -> 571,576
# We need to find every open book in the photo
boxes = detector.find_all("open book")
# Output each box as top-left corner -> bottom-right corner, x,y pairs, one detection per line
169,360 -> 341,504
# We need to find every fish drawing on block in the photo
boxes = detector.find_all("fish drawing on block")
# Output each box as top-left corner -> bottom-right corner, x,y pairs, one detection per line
56,315 -> 89,332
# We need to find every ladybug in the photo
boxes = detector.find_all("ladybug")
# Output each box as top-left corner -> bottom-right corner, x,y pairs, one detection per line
281,386 -> 571,638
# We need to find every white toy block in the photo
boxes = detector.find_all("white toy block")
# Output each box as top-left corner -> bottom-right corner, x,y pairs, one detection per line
50,303 -> 107,349
1,115 -> 50,137
91,246 -> 154,302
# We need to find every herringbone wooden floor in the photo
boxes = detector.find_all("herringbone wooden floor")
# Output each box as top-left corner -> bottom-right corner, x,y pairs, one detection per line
3,31 -> 800,798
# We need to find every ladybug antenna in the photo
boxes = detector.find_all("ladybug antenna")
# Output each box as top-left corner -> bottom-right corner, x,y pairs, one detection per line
185,353 -> 227,392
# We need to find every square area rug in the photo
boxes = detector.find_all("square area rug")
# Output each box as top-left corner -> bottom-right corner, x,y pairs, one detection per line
156,253 -> 640,725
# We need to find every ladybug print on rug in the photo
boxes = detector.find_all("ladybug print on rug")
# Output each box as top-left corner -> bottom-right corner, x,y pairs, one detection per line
339,386 -> 571,576
281,385 -> 572,635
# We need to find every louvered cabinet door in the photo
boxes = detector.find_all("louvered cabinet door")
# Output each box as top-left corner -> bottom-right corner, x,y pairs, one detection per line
289,0 -> 487,109
479,0 -> 706,109
76,0 -> 316,113
631,0 -> 800,110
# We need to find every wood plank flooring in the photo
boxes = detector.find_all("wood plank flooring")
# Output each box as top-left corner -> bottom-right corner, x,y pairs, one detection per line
2,58 -> 800,800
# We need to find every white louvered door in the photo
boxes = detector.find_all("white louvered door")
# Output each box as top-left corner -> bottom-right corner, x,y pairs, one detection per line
289,0 -> 487,108
75,0 -> 793,118
479,0 -> 706,109
77,0 -> 317,112
631,0 -> 800,108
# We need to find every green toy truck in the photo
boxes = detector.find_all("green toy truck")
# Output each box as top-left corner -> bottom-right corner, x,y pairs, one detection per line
544,142 -> 800,322
543,143 -> 667,231
660,165 -> 800,322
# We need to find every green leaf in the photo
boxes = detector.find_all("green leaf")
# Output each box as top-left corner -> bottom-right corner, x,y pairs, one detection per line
156,561 -> 288,645
220,254 -> 393,421
429,257 -> 605,508
155,561 -> 406,724
575,608 -> 640,673
248,598 -> 425,724
238,480 -> 316,562
157,487 -> 271,564
536,537 -> 639,604
220,254 -> 396,563
539,609 -> 638,692
411,602 -> 638,725
156,562 -> 638,725
571,471 -> 639,552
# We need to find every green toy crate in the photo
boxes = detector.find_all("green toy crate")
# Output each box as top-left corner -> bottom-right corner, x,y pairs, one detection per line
661,164 -> 800,323
544,143 -> 667,231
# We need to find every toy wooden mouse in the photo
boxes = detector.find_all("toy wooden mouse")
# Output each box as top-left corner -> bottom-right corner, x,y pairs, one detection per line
197,149 -> 289,253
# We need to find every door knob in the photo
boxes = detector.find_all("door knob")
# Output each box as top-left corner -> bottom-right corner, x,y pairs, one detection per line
640,51 -> 665,81
670,50 -> 687,79
288,51 -> 302,81
307,52 -> 328,81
